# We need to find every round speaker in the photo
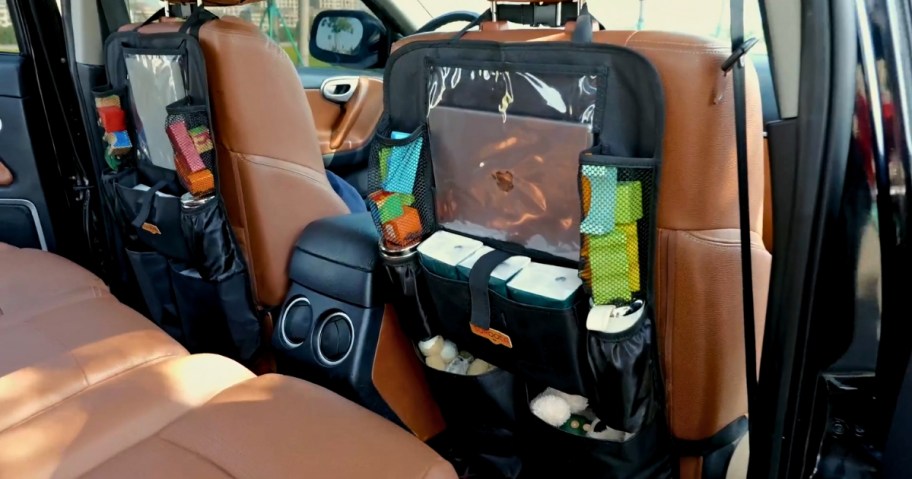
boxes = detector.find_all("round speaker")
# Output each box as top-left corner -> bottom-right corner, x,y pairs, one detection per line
278,297 -> 313,348
315,312 -> 354,366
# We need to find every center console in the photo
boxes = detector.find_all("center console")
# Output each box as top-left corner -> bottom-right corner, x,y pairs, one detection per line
273,212 -> 444,440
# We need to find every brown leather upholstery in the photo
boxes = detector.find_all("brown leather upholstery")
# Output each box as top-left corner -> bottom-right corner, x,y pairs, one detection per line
0,243 -> 457,479
130,18 -> 350,308
0,160 -> 11,186
397,26 -> 771,476
763,139 -> 774,251
306,78 -> 384,155
373,305 -> 447,441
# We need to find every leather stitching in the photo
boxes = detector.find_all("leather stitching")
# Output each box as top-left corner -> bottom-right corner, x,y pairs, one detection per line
234,151 -> 333,189
225,148 -> 257,302
0,291 -> 110,331
628,46 -> 730,55
154,436 -> 238,479
662,230 -> 678,434
0,354 -> 181,432
682,230 -> 767,250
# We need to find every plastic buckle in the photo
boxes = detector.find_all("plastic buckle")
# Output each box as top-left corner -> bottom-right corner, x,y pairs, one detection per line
721,37 -> 759,73
491,1 -> 580,27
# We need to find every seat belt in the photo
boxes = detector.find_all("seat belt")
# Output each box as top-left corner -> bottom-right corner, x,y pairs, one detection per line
96,0 -> 130,39
724,0 -> 760,464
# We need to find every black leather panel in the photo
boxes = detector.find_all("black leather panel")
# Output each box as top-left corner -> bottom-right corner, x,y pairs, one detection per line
289,212 -> 381,308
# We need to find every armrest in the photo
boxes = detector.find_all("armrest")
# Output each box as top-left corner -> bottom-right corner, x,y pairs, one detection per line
289,212 -> 381,308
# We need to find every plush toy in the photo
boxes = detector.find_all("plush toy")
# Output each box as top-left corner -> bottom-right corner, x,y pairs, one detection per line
530,388 -> 594,432
419,335 -> 442,355
543,387 -> 589,414
587,418 -> 632,442
560,414 -> 591,437
467,358 -> 494,376
418,335 -> 494,375
531,392 -> 572,428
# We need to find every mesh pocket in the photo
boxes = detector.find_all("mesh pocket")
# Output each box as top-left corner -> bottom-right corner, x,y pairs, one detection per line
366,119 -> 435,250
165,99 -> 216,197
579,157 -> 656,305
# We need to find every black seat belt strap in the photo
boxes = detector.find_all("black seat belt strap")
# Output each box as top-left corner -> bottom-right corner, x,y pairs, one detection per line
725,0 -> 759,460
96,0 -> 131,38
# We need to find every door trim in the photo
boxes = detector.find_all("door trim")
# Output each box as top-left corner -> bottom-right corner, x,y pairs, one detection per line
0,198 -> 48,250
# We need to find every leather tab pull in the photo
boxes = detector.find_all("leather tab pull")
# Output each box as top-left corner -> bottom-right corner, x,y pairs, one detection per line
468,249 -> 512,329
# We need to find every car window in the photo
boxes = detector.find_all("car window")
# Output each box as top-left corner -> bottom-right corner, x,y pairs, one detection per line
410,0 -> 767,52
0,1 -> 19,53
125,0 -> 378,69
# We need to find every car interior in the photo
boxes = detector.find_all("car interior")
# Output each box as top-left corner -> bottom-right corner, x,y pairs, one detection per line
0,0 -> 909,478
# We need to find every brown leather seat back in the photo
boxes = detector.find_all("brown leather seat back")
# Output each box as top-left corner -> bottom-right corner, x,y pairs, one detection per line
397,25 -> 771,476
131,16 -> 349,308
601,31 -> 770,478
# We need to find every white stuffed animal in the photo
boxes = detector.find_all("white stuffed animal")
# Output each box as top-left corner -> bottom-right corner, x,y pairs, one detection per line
419,335 -> 496,375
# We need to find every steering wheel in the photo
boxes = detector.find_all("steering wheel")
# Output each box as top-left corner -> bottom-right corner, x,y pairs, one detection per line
413,11 -> 482,35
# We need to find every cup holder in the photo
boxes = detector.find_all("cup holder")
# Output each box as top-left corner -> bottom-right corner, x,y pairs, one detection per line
315,311 -> 355,366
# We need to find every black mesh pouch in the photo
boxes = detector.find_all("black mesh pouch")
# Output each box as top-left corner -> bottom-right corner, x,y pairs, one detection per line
366,115 -> 435,250
165,98 -> 216,198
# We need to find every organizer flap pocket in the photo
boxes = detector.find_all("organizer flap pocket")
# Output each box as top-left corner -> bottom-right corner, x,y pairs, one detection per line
114,170 -> 190,261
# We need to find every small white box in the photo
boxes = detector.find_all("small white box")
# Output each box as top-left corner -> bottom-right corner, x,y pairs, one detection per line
456,246 -> 531,295
417,231 -> 483,279
507,262 -> 582,308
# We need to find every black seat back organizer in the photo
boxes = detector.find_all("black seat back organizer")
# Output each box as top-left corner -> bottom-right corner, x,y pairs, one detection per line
95,10 -> 261,363
366,22 -> 673,479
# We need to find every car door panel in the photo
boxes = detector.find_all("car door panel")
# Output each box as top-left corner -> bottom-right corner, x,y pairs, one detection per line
301,71 -> 384,197
313,77 -> 383,155
0,54 -> 54,250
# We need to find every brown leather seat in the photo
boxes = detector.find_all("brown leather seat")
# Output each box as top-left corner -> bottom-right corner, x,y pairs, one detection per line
129,7 -> 350,309
397,24 -> 771,478
0,243 -> 456,479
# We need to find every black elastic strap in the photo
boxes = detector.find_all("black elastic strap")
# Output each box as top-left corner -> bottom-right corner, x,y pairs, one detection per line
178,8 -> 219,36
449,9 -> 492,43
468,249 -> 512,329
727,0 -> 759,466
96,0 -> 130,38
131,180 -> 168,229
676,416 -> 749,457
134,7 -> 166,30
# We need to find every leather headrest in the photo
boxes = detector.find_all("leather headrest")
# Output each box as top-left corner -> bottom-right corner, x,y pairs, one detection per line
167,0 -> 263,5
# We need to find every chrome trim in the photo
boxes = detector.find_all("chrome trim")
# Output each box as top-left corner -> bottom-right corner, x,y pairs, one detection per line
314,311 -> 355,366
0,199 -> 48,250
320,76 -> 359,104
277,296 -> 311,348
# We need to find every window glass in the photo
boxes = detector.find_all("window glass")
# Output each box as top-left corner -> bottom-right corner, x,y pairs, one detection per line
411,0 -> 767,52
0,0 -> 18,53
125,0 -> 376,68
